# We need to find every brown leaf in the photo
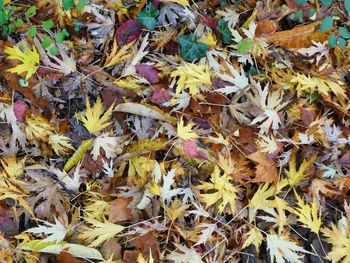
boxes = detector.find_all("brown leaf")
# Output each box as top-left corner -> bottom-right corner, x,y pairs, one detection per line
308,179 -> 344,200
255,19 -> 277,36
247,151 -> 279,184
123,250 -> 138,263
101,238 -> 122,261
109,198 -> 132,223
57,252 -> 86,263
266,21 -> 329,48
133,232 -> 160,260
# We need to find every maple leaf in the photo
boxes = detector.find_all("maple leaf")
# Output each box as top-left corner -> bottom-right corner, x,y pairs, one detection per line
285,149 -> 316,187
49,165 -> 81,193
166,243 -> 203,263
242,227 -> 264,251
170,62 -> 211,96
48,134 -> 74,156
91,133 -> 122,160
25,114 -> 55,142
25,218 -> 67,244
291,73 -> 346,99
4,43 -> 40,80
160,169 -> 184,204
256,134 -> 279,154
177,117 -> 198,140
165,198 -> 190,221
0,156 -> 26,178
78,97 -> 114,135
248,81 -> 289,134
248,183 -> 276,221
196,165 -> 238,214
266,234 -> 308,263
259,197 -> 294,235
0,179 -> 34,217
79,218 -> 125,247
105,39 -> 134,67
247,151 -> 279,184
322,217 -> 350,262
128,156 -> 155,187
293,191 -> 321,234
216,63 -> 249,95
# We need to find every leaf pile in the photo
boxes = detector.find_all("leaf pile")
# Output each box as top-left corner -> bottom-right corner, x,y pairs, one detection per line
1,0 -> 350,262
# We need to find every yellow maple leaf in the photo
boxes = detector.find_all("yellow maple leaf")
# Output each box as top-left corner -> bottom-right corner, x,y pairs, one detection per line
105,40 -> 134,67
78,97 -> 114,135
4,43 -> 40,80
25,114 -> 55,141
322,217 -> 350,262
165,198 -> 191,221
285,148 -> 316,187
0,157 -> 26,178
197,32 -> 217,48
171,62 -> 211,96
291,73 -> 346,99
48,134 -> 74,156
79,218 -> 125,247
242,227 -> 264,251
0,179 -> 34,217
293,190 -> 321,234
196,165 -> 238,214
128,156 -> 155,187
177,117 -> 198,140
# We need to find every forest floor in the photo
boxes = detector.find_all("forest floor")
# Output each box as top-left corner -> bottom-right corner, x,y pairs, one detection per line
1,0 -> 350,262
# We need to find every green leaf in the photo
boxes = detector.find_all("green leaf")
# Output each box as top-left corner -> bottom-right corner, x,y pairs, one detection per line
309,8 -> 315,18
328,34 -> 337,48
8,22 -> 15,33
25,6 -> 36,18
63,244 -> 104,260
319,16 -> 334,32
338,37 -> 347,49
321,0 -> 332,5
294,10 -> 303,21
15,18 -> 24,27
56,29 -> 69,42
50,46 -> 59,56
177,33 -> 208,62
42,19 -> 53,31
0,10 -> 9,25
41,37 -> 52,49
76,0 -> 86,11
345,0 -> 350,16
0,0 -> 3,9
217,19 -> 232,45
339,27 -> 350,39
28,25 -> 37,38
62,0 -> 74,11
136,3 -> 159,30
237,38 -> 253,54
294,0 -> 308,4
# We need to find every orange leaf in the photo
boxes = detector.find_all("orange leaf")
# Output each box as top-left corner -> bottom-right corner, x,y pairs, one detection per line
247,151 -> 279,184
109,198 -> 132,223
266,21 -> 329,48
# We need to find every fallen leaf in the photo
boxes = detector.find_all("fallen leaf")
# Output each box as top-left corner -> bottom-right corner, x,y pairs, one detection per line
247,151 -> 279,184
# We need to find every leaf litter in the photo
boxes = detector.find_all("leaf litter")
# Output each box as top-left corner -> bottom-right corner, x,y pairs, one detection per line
0,0 -> 350,262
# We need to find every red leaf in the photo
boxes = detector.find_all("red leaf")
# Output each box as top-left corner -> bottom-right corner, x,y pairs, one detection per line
13,100 -> 29,123
200,15 -> 218,30
183,140 -> 206,159
150,86 -> 172,105
135,64 -> 159,84
116,20 -> 141,46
